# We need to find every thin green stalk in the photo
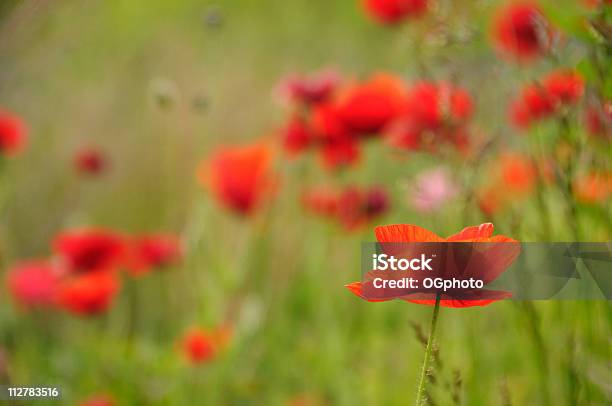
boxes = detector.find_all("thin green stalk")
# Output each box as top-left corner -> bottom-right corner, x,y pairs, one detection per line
519,302 -> 551,406
415,293 -> 442,406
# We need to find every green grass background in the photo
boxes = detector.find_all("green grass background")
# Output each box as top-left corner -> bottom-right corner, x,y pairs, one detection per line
0,0 -> 610,404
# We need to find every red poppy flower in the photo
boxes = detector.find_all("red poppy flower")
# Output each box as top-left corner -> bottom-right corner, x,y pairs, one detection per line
581,0 -> 612,8
363,0 -> 428,25
57,270 -> 120,316
510,71 -> 583,129
493,2 -> 551,61
387,81 -> 473,152
385,121 -> 424,151
197,142 -> 277,215
6,261 -> 60,310
509,100 -> 532,129
311,102 -> 361,169
404,81 -> 473,131
585,100 -> 611,140
281,115 -> 314,156
276,70 -> 338,106
543,70 -> 584,106
337,186 -> 390,230
311,102 -> 347,140
573,172 -> 612,204
302,185 -> 389,230
522,84 -> 555,118
346,223 -> 518,307
476,153 -> 540,215
78,394 -> 115,406
404,82 -> 443,131
509,83 -> 555,128
180,326 -> 231,365
53,229 -> 126,273
319,137 -> 361,169
126,233 -> 182,276
336,74 -> 407,136
301,186 -> 339,217
500,153 -> 537,195
448,85 -> 474,121
477,186 -> 505,217
75,147 -> 107,175
0,109 -> 27,156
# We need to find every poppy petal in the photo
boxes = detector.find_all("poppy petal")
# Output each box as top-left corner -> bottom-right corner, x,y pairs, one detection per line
344,282 -> 392,302
447,223 -> 494,241
375,224 -> 444,243
403,289 -> 512,308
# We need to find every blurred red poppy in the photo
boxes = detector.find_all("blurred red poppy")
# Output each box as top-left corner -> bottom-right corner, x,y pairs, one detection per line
543,70 -> 584,106
573,172 -> 612,204
302,185 -> 389,230
493,2 -> 551,61
510,70 -> 583,129
57,270 -> 120,316
581,0 -> 612,8
510,84 -> 555,128
404,81 -> 473,131
363,0 -> 428,25
75,147 -> 108,175
6,261 -> 60,310
78,394 -> 115,406
53,229 -> 126,273
477,186 -> 504,217
180,326 -> 231,365
585,100 -> 611,140
0,109 -> 27,156
336,74 -> 407,136
311,102 -> 361,169
280,115 -> 314,156
336,186 -> 390,230
302,186 -> 339,217
197,142 -> 277,215
387,81 -> 473,152
346,223 -> 518,307
477,153 -> 541,216
276,70 -> 338,106
501,153 -> 537,195
126,233 -> 182,276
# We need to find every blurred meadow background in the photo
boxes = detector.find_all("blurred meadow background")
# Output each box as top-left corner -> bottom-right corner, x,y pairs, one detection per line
0,0 -> 611,404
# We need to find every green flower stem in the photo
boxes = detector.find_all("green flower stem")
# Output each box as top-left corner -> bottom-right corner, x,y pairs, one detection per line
415,293 -> 442,406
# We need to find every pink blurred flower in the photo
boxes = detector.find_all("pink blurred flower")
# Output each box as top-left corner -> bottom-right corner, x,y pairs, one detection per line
6,261 -> 61,310
409,168 -> 459,213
